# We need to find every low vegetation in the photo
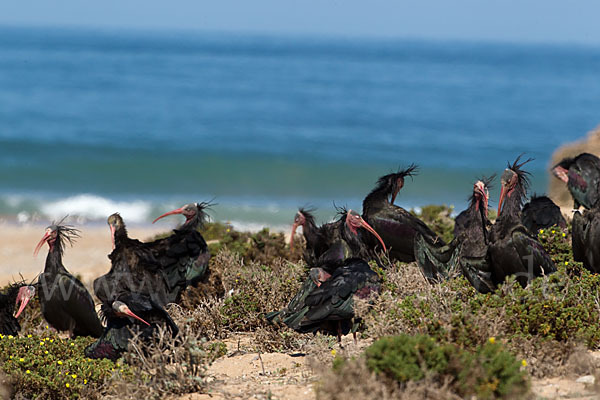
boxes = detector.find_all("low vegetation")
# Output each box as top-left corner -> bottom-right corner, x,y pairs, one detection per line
2,213 -> 600,399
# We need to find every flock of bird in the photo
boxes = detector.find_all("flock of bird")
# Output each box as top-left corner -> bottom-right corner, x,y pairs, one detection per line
1,152 -> 599,356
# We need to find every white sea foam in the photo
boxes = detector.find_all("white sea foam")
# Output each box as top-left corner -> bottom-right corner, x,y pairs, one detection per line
40,194 -> 152,224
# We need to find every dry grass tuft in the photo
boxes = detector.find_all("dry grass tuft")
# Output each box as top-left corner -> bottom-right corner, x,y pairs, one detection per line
104,322 -> 211,399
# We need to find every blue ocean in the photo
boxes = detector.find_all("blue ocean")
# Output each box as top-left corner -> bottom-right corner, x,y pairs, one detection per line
1,26 -> 599,229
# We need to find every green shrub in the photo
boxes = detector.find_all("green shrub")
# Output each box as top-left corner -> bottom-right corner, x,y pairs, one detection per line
364,334 -> 529,399
0,332 -> 133,399
411,204 -> 455,244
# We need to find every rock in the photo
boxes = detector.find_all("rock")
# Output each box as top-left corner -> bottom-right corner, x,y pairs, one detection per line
575,375 -> 595,384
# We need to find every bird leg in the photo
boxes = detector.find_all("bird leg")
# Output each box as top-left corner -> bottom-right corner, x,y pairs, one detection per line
353,331 -> 357,344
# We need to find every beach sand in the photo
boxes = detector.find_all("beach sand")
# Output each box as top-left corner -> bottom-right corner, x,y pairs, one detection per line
0,223 -> 165,288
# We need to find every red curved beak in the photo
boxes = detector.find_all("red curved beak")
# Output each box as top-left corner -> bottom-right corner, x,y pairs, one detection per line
33,231 -> 51,257
14,287 -> 34,318
109,224 -> 116,250
497,185 -> 506,216
152,207 -> 184,224
360,219 -> 387,252
290,222 -> 299,250
119,305 -> 150,326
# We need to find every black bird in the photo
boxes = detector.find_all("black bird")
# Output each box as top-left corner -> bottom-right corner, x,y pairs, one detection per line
552,153 -> 600,210
267,258 -> 380,343
414,178 -> 495,293
362,166 -> 444,262
521,195 -> 566,234
85,292 -> 178,360
34,223 -> 103,338
289,207 -> 336,261
489,157 -> 556,287
95,204 -> 210,307
267,209 -> 386,328
572,204 -> 600,272
151,202 -> 211,296
94,213 -> 171,306
313,208 -> 386,271
0,283 -> 35,336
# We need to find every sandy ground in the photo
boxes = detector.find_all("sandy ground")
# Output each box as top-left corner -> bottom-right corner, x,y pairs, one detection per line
0,223 -> 165,288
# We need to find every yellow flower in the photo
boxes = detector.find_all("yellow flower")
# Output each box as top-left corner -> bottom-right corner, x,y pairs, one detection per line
19,358 -> 24,362
565,261 -> 569,265
65,383 -> 70,388
27,334 -> 32,338
488,337 -> 496,344
551,230 -> 555,234
521,359 -> 527,367
71,374 -> 77,379
70,343 -> 74,346
9,356 -> 12,359
57,361 -> 63,365
26,370 -> 30,374
8,335 -> 13,339
44,351 -> 48,355
84,379 -> 88,385
562,233 -> 566,237
40,341 -> 44,346
330,349 -> 337,356
539,229 -> 544,234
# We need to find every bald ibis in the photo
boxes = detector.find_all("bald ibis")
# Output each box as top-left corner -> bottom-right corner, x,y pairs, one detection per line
95,204 -> 210,308
151,202 -> 211,294
362,166 -> 444,262
552,153 -> 600,210
94,213 -> 171,306
489,157 -> 556,287
521,195 -> 566,234
268,209 -> 385,328
313,208 -> 386,270
267,258 -> 380,342
572,205 -> 600,273
34,223 -> 103,337
415,177 -> 495,293
0,283 -> 35,336
289,207 -> 336,263
85,292 -> 178,360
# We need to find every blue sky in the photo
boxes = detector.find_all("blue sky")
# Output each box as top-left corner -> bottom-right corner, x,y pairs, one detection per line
1,0 -> 600,44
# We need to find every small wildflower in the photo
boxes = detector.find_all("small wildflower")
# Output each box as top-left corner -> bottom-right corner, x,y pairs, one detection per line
84,379 -> 88,384
19,358 -> 24,362
562,232 -> 566,237
45,325 -> 49,329
71,374 -> 77,379
57,361 -> 63,365
539,229 -> 544,234
44,351 -> 48,355
8,335 -> 13,339
70,342 -> 74,346
521,359 -> 527,367
66,383 -> 70,388
9,356 -> 12,359
40,341 -> 44,346
27,334 -> 32,338
330,349 -> 337,356
565,261 -> 569,265
551,230 -> 555,234
26,370 -> 30,374
488,337 -> 495,344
